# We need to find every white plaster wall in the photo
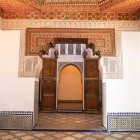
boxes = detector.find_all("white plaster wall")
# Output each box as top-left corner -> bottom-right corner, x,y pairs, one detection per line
0,30 -> 20,77
0,77 -> 37,111
103,31 -> 140,113
0,30 -> 38,111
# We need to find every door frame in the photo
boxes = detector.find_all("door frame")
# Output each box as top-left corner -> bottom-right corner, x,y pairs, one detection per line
56,62 -> 84,110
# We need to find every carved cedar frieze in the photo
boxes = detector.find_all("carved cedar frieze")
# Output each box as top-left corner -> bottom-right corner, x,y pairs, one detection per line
26,28 -> 115,56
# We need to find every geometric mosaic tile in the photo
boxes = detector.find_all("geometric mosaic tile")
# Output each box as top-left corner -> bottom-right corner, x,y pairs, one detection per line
107,113 -> 140,131
0,111 -> 33,130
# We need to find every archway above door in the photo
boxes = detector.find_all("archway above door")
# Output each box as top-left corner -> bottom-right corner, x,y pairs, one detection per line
58,62 -> 83,74
57,65 -> 83,111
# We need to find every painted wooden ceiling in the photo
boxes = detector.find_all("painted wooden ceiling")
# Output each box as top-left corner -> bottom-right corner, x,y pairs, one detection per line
0,0 -> 139,20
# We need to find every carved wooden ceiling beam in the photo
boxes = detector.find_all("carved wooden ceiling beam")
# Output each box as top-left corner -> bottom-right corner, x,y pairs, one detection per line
54,38 -> 88,44
44,0 -> 99,5
17,0 -> 44,10
99,0 -> 127,11
0,7 -> 4,18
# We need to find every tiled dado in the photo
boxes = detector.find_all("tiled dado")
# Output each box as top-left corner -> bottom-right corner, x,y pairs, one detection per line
0,111 -> 33,130
107,113 -> 140,131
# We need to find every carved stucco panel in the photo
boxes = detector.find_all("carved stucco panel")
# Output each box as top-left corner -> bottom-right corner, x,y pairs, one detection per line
17,20 -> 139,78
19,29 -> 127,79
18,29 -> 43,77
102,31 -> 122,79
18,30 -> 26,76
115,31 -> 122,75
1,20 -> 140,31
21,56 -> 42,77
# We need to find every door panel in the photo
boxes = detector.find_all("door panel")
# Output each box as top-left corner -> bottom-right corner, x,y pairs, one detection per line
41,59 -> 57,112
84,59 -> 100,113
43,59 -> 57,77
42,95 -> 55,109
85,60 -> 99,78
43,80 -> 55,93
85,80 -> 98,93
86,94 -> 98,109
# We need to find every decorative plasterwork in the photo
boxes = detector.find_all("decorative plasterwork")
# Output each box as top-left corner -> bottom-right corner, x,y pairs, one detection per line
17,21 -> 139,79
26,28 -> 115,56
100,31 -> 123,79
18,30 -> 42,78
1,20 -> 140,31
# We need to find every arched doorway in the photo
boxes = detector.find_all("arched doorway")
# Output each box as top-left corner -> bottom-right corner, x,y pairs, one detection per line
57,65 -> 83,111
40,43 -> 100,113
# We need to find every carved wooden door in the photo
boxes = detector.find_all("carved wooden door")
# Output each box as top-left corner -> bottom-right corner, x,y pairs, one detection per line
84,58 -> 100,113
41,58 -> 57,112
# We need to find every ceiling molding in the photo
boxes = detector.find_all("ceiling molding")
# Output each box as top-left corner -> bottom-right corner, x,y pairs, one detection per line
17,0 -> 44,10
99,0 -> 126,11
1,20 -> 140,31
0,7 -> 4,18
0,0 -> 139,20
44,0 -> 99,5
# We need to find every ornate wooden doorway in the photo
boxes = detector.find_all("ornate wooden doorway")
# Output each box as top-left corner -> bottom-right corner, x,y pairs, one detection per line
40,39 -> 100,113
40,58 -> 100,113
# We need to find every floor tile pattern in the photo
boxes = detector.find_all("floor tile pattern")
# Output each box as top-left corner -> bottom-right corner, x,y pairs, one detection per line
34,113 -> 105,131
0,130 -> 140,140
1,113 -> 140,140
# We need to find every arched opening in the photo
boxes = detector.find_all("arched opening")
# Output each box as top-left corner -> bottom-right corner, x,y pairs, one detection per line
57,65 -> 83,111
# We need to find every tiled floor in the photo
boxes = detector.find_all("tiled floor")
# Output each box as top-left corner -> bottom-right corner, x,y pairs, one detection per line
0,113 -> 140,140
34,113 -> 105,131
0,130 -> 140,140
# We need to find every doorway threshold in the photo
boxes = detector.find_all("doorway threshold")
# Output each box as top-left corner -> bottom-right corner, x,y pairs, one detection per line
34,113 -> 106,132
56,109 -> 83,113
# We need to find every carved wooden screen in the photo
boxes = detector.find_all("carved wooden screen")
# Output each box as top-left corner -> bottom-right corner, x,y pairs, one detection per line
41,58 -> 57,112
84,59 -> 100,113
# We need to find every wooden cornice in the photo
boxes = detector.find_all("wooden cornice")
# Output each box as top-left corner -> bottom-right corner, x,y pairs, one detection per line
17,0 -> 44,10
99,0 -> 127,11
